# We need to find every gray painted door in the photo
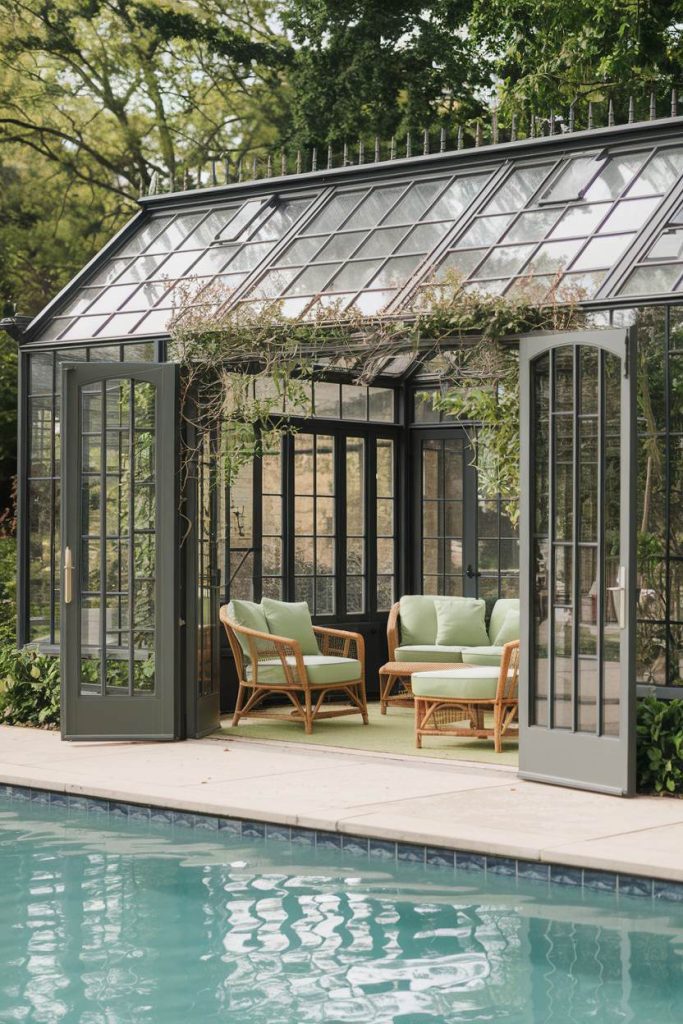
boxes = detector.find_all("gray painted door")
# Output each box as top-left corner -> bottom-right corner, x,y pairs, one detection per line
61,363 -> 180,740
519,329 -> 636,796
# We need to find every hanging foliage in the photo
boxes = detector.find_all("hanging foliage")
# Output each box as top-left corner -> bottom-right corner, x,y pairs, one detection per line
169,272 -> 586,498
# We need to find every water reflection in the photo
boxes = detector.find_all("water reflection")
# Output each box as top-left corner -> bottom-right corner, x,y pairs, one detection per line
1,799 -> 682,1023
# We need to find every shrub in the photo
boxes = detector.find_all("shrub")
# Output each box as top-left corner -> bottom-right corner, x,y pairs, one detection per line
636,697 -> 683,795
0,646 -> 60,728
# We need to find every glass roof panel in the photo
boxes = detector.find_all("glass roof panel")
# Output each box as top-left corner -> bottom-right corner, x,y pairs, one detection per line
28,134 -> 683,343
410,145 -> 683,304
46,193 -> 316,341
241,171 -> 492,317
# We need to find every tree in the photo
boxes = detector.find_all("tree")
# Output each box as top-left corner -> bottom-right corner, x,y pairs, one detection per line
282,1 -> 493,146
471,0 -> 683,120
0,0 -> 293,199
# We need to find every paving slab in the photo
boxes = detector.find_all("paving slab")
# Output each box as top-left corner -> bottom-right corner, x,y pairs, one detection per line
2,725 -> 683,881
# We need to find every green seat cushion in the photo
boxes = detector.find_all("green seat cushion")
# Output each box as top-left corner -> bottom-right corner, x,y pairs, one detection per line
488,598 -> 520,645
227,599 -> 270,660
261,598 -> 319,656
395,645 -> 464,664
399,595 -> 439,646
460,646 -> 504,666
492,609 -> 520,646
412,666 -> 501,700
248,655 -> 361,686
434,597 -> 488,646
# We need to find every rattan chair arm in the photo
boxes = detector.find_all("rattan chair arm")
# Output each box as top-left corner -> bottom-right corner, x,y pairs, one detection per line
386,602 -> 400,660
313,625 -> 365,666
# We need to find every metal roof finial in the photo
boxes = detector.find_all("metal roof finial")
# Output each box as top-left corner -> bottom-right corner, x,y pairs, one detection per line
237,160 -> 243,183
196,165 -> 202,188
650,91 -> 656,120
510,114 -> 518,141
390,135 -> 396,160
405,131 -> 412,158
568,103 -> 575,132
280,148 -> 287,175
423,128 -> 429,155
457,125 -> 463,149
266,153 -> 273,177
251,155 -> 257,179
672,88 -> 678,117
587,102 -> 594,130
491,108 -> 499,144
342,141 -> 349,166
607,99 -> 615,127
327,144 -> 333,169
628,96 -> 635,123
374,135 -> 380,161
296,149 -> 302,173
357,137 -> 364,164
549,112 -> 555,135
312,147 -> 318,171
475,120 -> 483,146
224,158 -> 229,184
440,126 -> 446,152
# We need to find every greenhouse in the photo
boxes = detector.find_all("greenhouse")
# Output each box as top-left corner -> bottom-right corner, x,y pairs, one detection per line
6,107 -> 683,796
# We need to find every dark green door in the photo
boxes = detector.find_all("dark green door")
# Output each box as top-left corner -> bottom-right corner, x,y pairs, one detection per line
61,363 -> 180,740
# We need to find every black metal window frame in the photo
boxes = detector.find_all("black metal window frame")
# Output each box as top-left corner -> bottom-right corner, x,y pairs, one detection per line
224,413 -> 402,622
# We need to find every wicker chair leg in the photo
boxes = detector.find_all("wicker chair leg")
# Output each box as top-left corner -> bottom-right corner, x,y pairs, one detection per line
415,698 -> 423,748
232,683 -> 247,727
304,688 -> 313,735
494,704 -> 502,753
359,679 -> 369,724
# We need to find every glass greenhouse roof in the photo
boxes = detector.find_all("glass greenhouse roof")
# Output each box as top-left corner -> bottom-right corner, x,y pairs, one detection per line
27,129 -> 683,345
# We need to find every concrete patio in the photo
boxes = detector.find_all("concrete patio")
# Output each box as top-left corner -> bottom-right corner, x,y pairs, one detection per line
2,724 -> 683,882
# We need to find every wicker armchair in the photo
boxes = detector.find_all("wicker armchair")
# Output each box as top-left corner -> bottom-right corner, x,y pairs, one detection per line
220,606 -> 368,735
413,640 -> 520,753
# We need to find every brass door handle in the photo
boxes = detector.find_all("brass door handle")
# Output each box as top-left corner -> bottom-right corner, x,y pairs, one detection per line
607,565 -> 626,629
64,546 -> 74,604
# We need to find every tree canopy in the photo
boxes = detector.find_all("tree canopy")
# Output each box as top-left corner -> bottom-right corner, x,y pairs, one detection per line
0,0 -> 681,511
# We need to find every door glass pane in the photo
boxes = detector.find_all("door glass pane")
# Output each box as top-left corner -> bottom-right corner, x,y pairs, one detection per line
420,437 -> 465,595
294,434 -> 335,614
532,354 -> 550,725
346,438 -> 365,613
79,378 -> 157,697
376,439 -> 395,611
603,352 -> 621,736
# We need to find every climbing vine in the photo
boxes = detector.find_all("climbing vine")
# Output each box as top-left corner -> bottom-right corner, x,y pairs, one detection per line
169,272 -> 585,496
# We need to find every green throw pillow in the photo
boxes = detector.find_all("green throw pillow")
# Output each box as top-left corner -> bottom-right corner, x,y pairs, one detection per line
493,609 -> 520,646
399,595 -> 439,646
488,598 -> 520,645
261,598 -> 319,655
227,600 -> 270,660
434,596 -> 489,647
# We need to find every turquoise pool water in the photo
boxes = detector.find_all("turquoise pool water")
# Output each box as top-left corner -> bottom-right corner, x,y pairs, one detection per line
1,797 -> 683,1023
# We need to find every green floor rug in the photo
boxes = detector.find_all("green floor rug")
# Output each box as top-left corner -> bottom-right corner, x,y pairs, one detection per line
217,702 -> 518,767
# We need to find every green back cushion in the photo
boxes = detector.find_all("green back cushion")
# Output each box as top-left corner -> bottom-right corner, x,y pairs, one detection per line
434,597 -> 489,646
492,609 -> 520,645
262,598 -> 319,655
399,595 -> 439,645
488,598 -> 520,645
227,599 -> 270,660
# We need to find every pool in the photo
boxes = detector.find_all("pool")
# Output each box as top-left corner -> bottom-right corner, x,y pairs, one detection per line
1,794 -> 682,1023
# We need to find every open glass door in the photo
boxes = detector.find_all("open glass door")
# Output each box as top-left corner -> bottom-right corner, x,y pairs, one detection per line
519,329 -> 636,795
61,363 -> 180,740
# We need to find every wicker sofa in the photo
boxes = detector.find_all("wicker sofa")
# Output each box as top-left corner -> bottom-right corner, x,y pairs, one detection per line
387,595 -> 520,667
